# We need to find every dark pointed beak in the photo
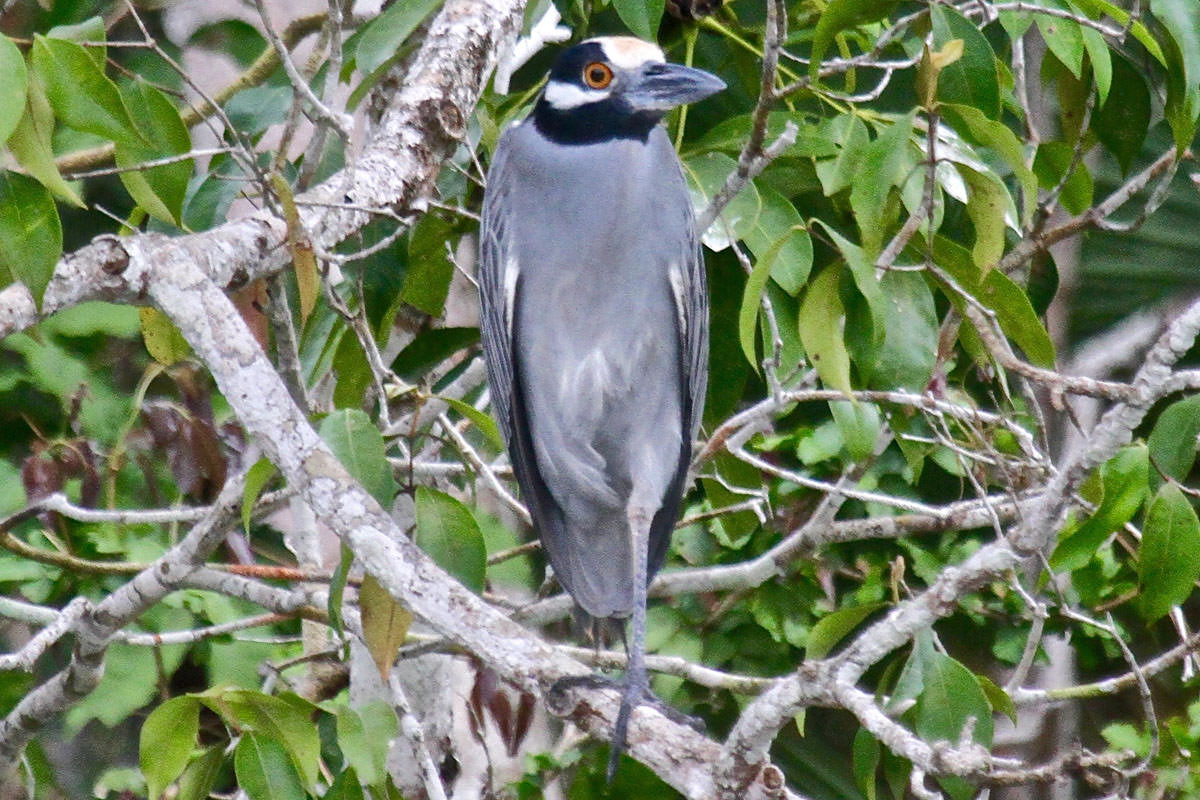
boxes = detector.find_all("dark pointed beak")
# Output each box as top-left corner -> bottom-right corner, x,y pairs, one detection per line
625,62 -> 726,111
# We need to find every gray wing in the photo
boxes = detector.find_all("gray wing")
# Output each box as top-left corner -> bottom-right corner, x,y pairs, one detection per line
478,130 -> 518,447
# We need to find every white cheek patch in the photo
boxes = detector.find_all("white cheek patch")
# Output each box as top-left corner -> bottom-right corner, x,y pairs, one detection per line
594,36 -> 664,70
544,80 -> 609,110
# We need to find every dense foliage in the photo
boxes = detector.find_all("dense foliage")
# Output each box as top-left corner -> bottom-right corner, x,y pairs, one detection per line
1,0 -> 1199,798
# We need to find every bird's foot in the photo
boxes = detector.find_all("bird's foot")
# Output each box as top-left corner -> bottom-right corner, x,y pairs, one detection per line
548,675 -> 705,782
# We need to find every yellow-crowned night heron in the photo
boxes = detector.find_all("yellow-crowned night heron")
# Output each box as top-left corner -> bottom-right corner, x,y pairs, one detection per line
478,36 -> 724,775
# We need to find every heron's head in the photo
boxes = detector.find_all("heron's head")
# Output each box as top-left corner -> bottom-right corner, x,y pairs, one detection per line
532,36 -> 725,144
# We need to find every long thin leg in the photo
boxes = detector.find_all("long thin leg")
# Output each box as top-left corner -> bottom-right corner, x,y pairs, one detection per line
607,505 -> 652,781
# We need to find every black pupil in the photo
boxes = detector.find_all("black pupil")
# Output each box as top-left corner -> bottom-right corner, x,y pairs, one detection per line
589,67 -> 607,84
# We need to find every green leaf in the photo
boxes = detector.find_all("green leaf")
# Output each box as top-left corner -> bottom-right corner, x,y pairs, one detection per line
1137,483 -> 1200,621
0,35 -> 28,144
401,214 -> 455,316
979,268 -> 1056,368
914,650 -> 993,800
1051,444 -> 1149,571
809,0 -> 900,80
798,265 -> 852,394
318,409 -> 398,507
441,396 -> 505,451
205,690 -> 320,791
355,0 -> 443,75
738,242 -> 776,372
0,170 -> 62,306
743,186 -> 812,295
1036,0 -> 1085,78
359,572 -> 413,678
1148,395 -> 1200,486
930,4 -> 1000,119
852,727 -> 881,800
325,767 -> 367,800
1151,0 -> 1200,153
390,326 -> 479,380
140,696 -> 200,799
812,220 -> 885,339
700,452 -> 762,549
115,79 -> 193,225
683,151 -> 761,250
861,270 -> 938,391
1079,21 -> 1112,105
830,400 -> 880,462
612,0 -> 666,40
975,673 -> 1017,724
850,112 -> 916,261
241,457 -> 278,533
139,307 -> 192,366
66,637 -> 187,731
815,115 -> 871,197
176,746 -> 223,800
1091,53 -> 1151,175
31,35 -> 141,147
960,167 -> 1011,271
940,104 -> 1036,223
414,486 -> 487,593
1033,141 -> 1093,215
6,75 -> 85,207
335,702 -> 399,787
807,603 -> 886,660
234,733 -> 306,800
1069,0 -> 1166,64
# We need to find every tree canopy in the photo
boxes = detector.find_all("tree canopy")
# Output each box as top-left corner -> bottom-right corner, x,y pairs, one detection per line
1,0 -> 1200,798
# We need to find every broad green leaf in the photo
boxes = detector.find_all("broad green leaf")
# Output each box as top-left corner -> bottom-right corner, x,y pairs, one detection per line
139,307 -> 192,366
812,220 -> 885,340
140,696 -> 200,800
401,214 -> 455,316
1051,444 -> 1149,571
442,396 -> 505,450
684,151 -> 762,250
1148,395 -> 1200,486
815,115 -> 871,197
798,265 -> 852,394
331,328 -> 371,410
205,690 -> 320,791
391,326 -> 479,380
355,0 -> 443,75
0,170 -> 62,306
336,702 -> 399,787
1033,141 -> 1093,215
328,543 -> 353,635
863,270 -> 938,391
743,186 -> 812,295
66,637 -> 187,731
738,241 -> 776,371
114,80 -> 192,225
1069,0 -> 1166,64
1036,0 -> 1085,78
1138,483 -> 1200,621
318,409 -> 398,507
809,0 -> 900,80
31,35 -> 142,147
415,486 -> 487,593
852,727 -> 881,800
241,457 -> 278,533
930,4 -> 1000,119
830,400 -> 880,461
940,104 -> 1036,223
700,452 -> 762,549
850,112 -> 916,261
6,74 -> 85,207
692,112 -> 837,159
325,768 -> 367,800
960,166 -> 1010,270
359,572 -> 413,678
1150,0 -> 1200,152
807,603 -> 886,660
176,746 -> 223,800
1079,21 -> 1112,105
612,0 -> 666,40
978,270 -> 1056,368
912,647 -> 993,800
0,35 -> 27,144
975,673 -> 1017,724
234,733 -> 305,800
1091,53 -> 1151,175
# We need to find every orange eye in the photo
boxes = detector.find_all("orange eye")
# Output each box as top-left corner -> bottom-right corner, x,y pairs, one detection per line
583,62 -> 614,89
